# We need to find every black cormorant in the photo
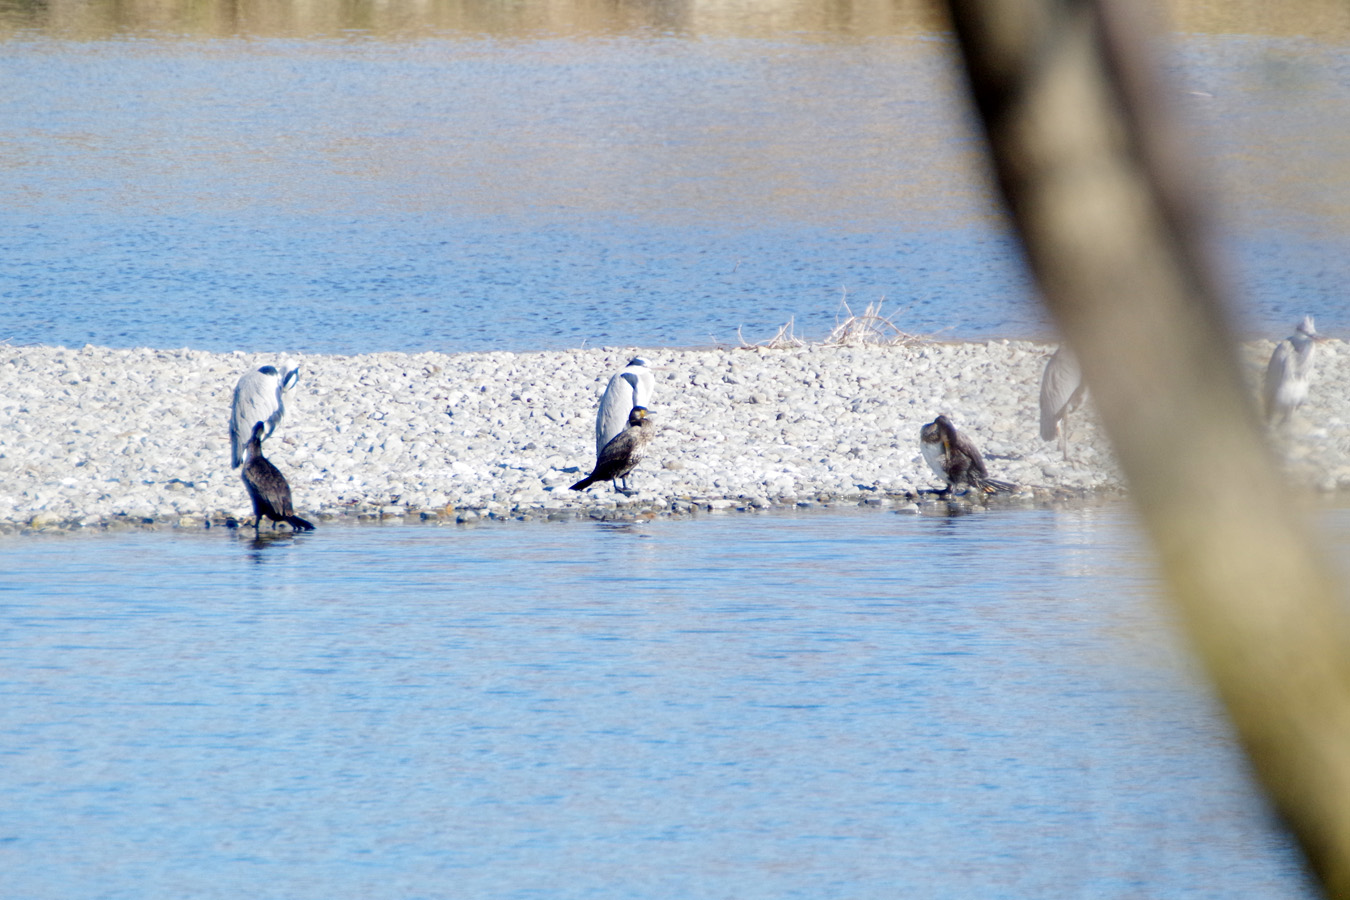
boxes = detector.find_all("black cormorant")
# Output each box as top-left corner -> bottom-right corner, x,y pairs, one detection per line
571,406 -> 655,493
920,414 -> 1015,496
241,421 -> 315,531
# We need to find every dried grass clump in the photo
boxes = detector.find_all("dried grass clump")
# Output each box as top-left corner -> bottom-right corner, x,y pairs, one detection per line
824,298 -> 926,347
739,296 -> 929,349
738,316 -> 807,350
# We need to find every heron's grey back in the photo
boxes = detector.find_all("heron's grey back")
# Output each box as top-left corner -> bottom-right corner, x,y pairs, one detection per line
1039,347 -> 1083,442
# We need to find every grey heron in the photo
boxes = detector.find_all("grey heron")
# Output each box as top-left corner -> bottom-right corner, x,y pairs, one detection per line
240,422 -> 315,532
230,362 -> 300,468
919,414 -> 1015,495
596,357 -> 655,458
1039,345 -> 1088,461
1263,315 -> 1319,426
571,406 -> 655,493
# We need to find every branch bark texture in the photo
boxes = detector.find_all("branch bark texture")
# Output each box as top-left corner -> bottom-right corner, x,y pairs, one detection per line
943,0 -> 1350,893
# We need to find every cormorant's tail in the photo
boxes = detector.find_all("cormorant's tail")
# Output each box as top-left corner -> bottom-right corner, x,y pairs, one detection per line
285,515 -> 316,531
569,475 -> 597,491
979,478 -> 1017,495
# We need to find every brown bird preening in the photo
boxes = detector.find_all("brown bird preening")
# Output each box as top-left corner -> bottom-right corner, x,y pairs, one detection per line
919,414 -> 1015,496
570,406 -> 655,494
241,421 -> 315,532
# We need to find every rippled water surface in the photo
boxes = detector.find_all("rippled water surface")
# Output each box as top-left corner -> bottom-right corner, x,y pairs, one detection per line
2,2 -> 1347,352
0,503 -> 1321,899
1,4 -> 1345,895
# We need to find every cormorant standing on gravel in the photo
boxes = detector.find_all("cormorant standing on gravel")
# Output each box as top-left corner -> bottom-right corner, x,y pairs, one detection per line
920,415 -> 1015,496
571,406 -> 655,493
241,421 -> 315,531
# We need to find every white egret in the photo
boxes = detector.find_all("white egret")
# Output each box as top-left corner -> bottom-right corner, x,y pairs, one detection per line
229,362 -> 300,468
1263,315 -> 1319,426
572,407 -> 655,493
595,357 -> 655,457
1038,345 -> 1088,461
919,415 -> 1015,495
240,422 -> 315,531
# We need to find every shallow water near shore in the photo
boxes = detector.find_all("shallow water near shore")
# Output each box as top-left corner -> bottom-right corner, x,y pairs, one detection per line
0,500 -> 1326,898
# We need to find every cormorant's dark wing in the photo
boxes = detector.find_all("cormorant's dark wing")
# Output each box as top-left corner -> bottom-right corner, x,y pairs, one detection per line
243,456 -> 293,515
948,430 -> 989,481
571,420 -> 652,491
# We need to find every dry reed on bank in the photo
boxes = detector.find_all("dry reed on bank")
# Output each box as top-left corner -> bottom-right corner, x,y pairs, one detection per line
739,299 -> 928,349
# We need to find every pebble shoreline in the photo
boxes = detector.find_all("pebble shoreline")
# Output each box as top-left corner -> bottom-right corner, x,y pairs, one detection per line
2,339 -> 1346,535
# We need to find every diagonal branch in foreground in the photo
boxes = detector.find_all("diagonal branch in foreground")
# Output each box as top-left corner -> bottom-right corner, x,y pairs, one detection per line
943,0 -> 1350,893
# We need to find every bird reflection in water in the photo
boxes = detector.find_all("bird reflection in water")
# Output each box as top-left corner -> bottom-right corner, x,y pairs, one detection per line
236,527 -> 310,564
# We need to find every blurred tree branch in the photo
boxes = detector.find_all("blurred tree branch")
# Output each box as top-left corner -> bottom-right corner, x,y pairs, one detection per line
942,0 -> 1350,893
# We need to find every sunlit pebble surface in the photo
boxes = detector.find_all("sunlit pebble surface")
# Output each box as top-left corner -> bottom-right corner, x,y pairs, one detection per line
0,340 -> 1346,534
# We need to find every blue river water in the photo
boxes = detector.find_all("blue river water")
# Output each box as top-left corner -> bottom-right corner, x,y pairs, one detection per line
0,503 -> 1325,899
2,32 -> 1347,353
1,12 -> 1346,896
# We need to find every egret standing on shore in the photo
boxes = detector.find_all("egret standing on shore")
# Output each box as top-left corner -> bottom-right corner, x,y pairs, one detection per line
1039,345 -> 1087,461
1263,315 -> 1319,426
241,422 -> 315,532
919,414 -> 1015,496
596,357 -> 655,457
572,406 -> 655,494
230,362 -> 300,468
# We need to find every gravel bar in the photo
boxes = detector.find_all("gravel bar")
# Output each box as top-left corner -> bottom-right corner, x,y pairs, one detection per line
2,339 -> 1346,534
